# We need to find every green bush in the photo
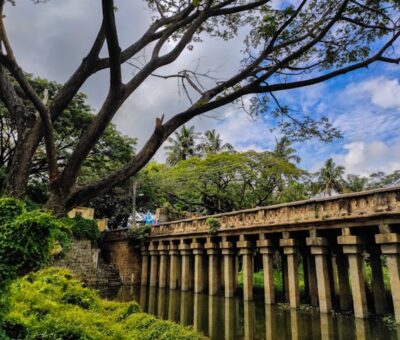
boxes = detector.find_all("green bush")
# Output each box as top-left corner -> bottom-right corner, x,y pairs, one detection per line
60,216 -> 100,241
0,197 -> 25,225
2,268 -> 201,339
128,225 -> 151,246
206,217 -> 221,235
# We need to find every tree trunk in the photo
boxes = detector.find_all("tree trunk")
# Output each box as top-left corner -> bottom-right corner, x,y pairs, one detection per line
4,122 -> 42,198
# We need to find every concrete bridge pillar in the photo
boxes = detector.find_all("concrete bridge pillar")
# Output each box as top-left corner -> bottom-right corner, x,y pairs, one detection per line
149,242 -> 159,288
280,234 -> 300,308
140,245 -> 149,286
338,233 -> 368,319
179,241 -> 191,291
375,231 -> 400,323
169,242 -> 180,290
237,236 -> 255,301
368,246 -> 387,315
220,238 -> 235,298
205,239 -> 221,295
256,236 -> 275,304
335,253 -> 352,311
305,253 -> 319,307
158,242 -> 168,288
191,240 -> 205,293
306,234 -> 332,313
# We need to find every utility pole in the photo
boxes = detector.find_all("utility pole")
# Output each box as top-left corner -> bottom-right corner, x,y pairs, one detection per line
132,178 -> 138,228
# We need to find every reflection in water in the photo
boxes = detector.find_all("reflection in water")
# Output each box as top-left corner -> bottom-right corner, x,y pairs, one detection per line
98,286 -> 399,340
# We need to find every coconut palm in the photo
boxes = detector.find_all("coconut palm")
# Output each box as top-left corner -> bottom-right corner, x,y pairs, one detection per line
316,158 -> 345,196
272,137 -> 301,164
165,125 -> 199,165
198,129 -> 234,156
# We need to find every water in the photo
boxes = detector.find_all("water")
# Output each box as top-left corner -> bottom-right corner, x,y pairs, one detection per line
98,286 -> 399,339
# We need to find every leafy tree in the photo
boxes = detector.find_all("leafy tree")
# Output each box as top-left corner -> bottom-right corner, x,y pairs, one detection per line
0,76 -> 136,210
198,129 -> 234,156
315,158 -> 345,196
344,174 -> 369,192
143,150 -> 306,215
0,0 -> 399,214
165,125 -> 199,166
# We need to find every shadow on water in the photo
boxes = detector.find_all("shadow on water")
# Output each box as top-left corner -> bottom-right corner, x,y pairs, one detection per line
98,286 -> 399,339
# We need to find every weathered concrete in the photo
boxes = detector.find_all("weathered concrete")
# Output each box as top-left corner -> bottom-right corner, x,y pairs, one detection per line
104,186 -> 400,323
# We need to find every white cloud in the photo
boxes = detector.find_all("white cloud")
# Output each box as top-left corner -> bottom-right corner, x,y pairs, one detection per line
333,141 -> 400,176
345,77 -> 400,109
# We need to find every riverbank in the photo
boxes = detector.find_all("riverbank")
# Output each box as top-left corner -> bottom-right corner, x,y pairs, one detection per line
1,268 -> 201,339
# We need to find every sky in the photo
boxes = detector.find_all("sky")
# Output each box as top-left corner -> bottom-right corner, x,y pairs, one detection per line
3,0 -> 400,177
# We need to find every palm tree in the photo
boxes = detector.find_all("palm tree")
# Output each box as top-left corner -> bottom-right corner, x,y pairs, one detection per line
316,158 -> 345,196
165,125 -> 199,165
198,129 -> 234,156
272,137 -> 301,164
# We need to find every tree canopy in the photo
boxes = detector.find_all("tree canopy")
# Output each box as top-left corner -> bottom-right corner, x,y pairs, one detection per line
0,0 -> 399,214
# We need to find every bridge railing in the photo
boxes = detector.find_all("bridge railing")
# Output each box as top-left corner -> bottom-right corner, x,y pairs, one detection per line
151,186 -> 400,237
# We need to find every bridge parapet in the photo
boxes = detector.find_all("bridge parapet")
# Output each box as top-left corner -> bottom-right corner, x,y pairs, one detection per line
151,186 -> 400,238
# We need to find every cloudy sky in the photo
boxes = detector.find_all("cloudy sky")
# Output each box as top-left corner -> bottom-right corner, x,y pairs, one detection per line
4,0 -> 400,176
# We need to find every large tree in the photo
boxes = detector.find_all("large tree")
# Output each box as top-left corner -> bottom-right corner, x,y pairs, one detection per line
0,0 -> 399,214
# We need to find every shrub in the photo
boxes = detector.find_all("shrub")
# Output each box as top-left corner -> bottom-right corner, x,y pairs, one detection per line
206,217 -> 221,235
127,225 -> 151,246
60,216 -> 100,241
2,268 -> 201,339
0,197 -> 25,225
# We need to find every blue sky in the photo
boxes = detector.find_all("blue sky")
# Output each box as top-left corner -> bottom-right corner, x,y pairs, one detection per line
215,61 -> 400,176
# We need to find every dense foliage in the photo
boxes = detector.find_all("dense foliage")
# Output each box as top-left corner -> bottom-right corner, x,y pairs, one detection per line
2,268 -> 200,340
60,216 -> 100,241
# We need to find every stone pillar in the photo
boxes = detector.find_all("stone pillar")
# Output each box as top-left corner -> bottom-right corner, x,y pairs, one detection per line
220,239 -> 235,298
205,240 -> 221,295
179,241 -> 191,291
140,245 -> 150,286
158,243 -> 168,288
191,240 -> 205,293
257,236 -> 275,304
369,248 -> 387,315
307,255 -> 319,307
237,237 -> 254,301
336,253 -> 352,311
149,242 -> 158,288
280,235 -> 300,308
243,301 -> 255,340
337,233 -> 368,319
306,236 -> 332,313
169,242 -> 180,290
375,232 -> 400,323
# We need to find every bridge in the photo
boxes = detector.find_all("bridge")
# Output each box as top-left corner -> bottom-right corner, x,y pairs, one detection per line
103,186 -> 400,323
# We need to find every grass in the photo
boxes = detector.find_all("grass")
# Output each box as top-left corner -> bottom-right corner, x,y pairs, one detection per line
2,267 -> 201,340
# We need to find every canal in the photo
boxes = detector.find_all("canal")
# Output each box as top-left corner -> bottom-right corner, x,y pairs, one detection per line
99,286 -> 399,339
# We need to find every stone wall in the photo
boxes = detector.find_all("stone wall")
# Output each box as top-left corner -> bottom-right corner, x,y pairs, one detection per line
103,238 -> 142,285
55,239 -> 121,286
